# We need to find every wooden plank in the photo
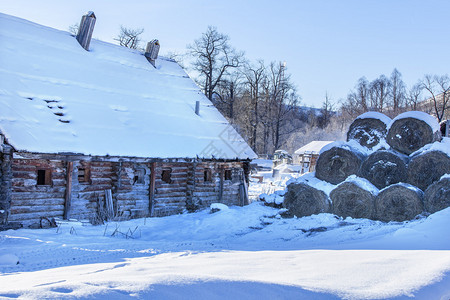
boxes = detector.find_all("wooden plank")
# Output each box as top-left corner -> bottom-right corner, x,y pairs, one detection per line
105,189 -> 114,219
149,162 -> 156,217
63,161 -> 73,219
219,168 -> 224,202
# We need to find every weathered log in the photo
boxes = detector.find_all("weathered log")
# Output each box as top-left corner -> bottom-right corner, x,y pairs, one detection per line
283,183 -> 330,217
386,111 -> 441,155
330,180 -> 377,219
407,150 -> 450,191
347,112 -> 391,149
316,145 -> 366,185
359,150 -> 409,189
423,176 -> 450,214
375,183 -> 424,222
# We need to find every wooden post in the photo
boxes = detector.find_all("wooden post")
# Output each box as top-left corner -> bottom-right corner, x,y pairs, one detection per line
195,101 -> 200,115
76,11 -> 96,51
63,161 -> 73,220
149,162 -> 156,217
219,167 -> 224,203
242,172 -> 249,205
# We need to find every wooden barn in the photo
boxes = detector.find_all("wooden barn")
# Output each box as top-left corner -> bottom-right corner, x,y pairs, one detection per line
293,141 -> 333,174
0,12 -> 256,229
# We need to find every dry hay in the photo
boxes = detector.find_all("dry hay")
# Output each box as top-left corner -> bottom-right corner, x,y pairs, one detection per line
316,146 -> 366,185
359,150 -> 409,189
283,183 -> 330,217
407,150 -> 450,191
375,184 -> 424,222
387,117 -> 441,155
347,116 -> 388,149
330,181 -> 376,219
423,177 -> 450,214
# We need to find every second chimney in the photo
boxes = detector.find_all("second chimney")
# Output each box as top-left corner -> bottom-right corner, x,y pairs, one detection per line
76,11 -> 96,51
145,39 -> 160,67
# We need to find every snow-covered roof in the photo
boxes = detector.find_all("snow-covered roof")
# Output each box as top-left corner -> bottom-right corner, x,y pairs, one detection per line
294,141 -> 334,155
0,13 -> 256,160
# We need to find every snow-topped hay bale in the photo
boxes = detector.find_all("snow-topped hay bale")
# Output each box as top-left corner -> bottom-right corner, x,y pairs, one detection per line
386,111 -> 441,155
347,112 -> 391,149
375,183 -> 424,222
283,183 -> 330,217
316,142 -> 366,185
359,150 -> 409,189
330,177 -> 377,219
407,150 -> 450,191
424,175 -> 450,214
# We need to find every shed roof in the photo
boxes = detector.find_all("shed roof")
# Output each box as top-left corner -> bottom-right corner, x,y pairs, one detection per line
294,141 -> 334,155
0,13 -> 256,160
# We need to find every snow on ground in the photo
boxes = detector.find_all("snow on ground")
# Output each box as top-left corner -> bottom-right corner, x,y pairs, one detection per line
1,201 -> 450,299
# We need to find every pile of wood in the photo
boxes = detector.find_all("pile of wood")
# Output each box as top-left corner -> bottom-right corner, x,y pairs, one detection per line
284,111 -> 449,222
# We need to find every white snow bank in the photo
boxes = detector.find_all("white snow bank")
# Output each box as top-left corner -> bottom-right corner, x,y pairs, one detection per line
356,111 -> 392,126
210,203 -> 229,211
387,111 -> 440,133
287,172 -> 337,197
319,139 -> 370,156
259,193 -> 284,205
340,175 -> 379,195
0,254 -> 19,266
410,137 -> 450,157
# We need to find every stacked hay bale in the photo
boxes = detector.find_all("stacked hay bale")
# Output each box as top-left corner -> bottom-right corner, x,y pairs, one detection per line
283,111 -> 449,222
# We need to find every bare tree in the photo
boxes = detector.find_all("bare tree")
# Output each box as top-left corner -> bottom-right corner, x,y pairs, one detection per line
406,82 -> 423,111
389,68 -> 406,115
114,26 -> 144,49
68,23 -> 79,35
369,75 -> 390,112
318,93 -> 334,128
243,60 -> 266,150
343,77 -> 370,118
214,70 -> 243,120
421,74 -> 450,122
187,26 -> 244,101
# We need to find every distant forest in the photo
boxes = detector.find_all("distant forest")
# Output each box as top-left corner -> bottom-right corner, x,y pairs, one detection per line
110,25 -> 449,156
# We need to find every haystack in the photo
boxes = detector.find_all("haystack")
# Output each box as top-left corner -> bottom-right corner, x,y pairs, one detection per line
407,150 -> 450,191
347,112 -> 390,149
386,112 -> 441,155
283,183 -> 330,217
423,176 -> 450,214
359,150 -> 409,189
330,181 -> 376,219
316,146 -> 366,184
375,183 -> 424,222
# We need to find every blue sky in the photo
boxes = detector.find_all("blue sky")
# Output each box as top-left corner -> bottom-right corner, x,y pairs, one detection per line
1,0 -> 449,107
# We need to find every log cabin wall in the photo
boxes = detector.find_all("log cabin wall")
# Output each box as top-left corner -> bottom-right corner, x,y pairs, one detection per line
8,158 -> 66,227
2,151 -> 249,228
113,162 -> 150,219
68,161 -> 114,222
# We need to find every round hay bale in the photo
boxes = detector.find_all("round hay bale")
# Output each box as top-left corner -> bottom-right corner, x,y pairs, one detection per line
316,145 -> 366,185
407,150 -> 450,191
375,183 -> 424,222
330,181 -> 376,219
424,176 -> 450,214
386,111 -> 441,155
283,183 -> 330,217
359,150 -> 409,189
347,112 -> 391,149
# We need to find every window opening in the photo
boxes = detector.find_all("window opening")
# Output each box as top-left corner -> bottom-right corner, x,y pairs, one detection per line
204,169 -> 212,182
134,168 -> 146,185
224,169 -> 232,181
78,166 -> 90,183
161,168 -> 172,184
37,169 -> 51,185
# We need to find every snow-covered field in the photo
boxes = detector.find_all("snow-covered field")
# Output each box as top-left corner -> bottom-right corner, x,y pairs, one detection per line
1,199 -> 450,299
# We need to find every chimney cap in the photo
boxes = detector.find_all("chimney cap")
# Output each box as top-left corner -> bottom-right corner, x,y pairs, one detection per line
85,11 -> 96,18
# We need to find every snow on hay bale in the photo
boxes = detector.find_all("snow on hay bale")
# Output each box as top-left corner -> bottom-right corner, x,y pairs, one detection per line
315,142 -> 367,185
330,176 -> 377,219
347,112 -> 391,149
375,183 -> 424,222
386,111 -> 441,155
423,175 -> 450,214
283,183 -> 330,217
407,150 -> 450,191
359,149 -> 409,189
